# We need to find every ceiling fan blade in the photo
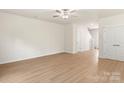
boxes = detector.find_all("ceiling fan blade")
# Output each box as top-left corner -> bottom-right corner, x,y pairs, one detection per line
53,15 -> 59,17
56,10 -> 61,13
70,10 -> 76,13
62,9 -> 69,11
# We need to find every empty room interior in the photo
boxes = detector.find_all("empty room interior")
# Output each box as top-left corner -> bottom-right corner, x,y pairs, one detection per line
0,9 -> 124,83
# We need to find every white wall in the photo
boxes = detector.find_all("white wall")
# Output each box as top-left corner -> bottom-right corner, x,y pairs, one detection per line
64,24 -> 81,53
99,14 -> 124,58
64,24 -> 75,53
99,14 -> 124,26
0,12 -> 65,64
75,23 -> 91,52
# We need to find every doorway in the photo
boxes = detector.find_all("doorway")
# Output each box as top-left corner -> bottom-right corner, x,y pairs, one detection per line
76,23 -> 99,53
88,28 -> 99,49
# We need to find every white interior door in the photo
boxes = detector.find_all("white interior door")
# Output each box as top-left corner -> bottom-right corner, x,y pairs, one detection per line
114,27 -> 124,61
103,28 -> 117,59
103,26 -> 124,61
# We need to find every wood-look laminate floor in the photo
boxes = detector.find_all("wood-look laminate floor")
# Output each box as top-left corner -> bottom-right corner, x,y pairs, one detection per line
0,49 -> 124,83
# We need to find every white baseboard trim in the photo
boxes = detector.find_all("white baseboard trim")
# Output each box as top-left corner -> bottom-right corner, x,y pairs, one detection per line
64,50 -> 75,54
0,50 -> 64,64
99,56 -> 124,61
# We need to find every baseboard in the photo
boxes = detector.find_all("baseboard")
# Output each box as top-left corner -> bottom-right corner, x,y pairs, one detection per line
64,50 -> 75,54
0,50 -> 64,64
99,56 -> 124,62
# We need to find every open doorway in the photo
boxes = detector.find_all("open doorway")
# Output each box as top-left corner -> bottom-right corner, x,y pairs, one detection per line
76,23 -> 99,53
88,25 -> 99,50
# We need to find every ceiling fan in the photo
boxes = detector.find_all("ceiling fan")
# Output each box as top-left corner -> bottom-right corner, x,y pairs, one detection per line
53,9 -> 77,19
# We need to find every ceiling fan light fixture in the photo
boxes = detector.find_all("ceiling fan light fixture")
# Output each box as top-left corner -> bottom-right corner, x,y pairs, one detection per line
62,15 -> 69,19
53,9 -> 77,19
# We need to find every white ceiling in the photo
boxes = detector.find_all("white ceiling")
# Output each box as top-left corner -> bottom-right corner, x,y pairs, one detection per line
0,9 -> 124,24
